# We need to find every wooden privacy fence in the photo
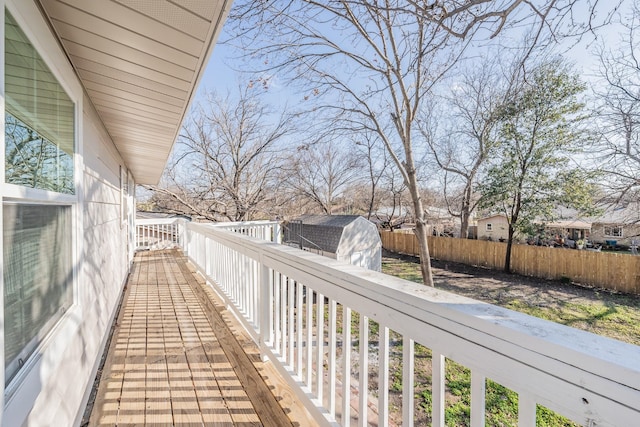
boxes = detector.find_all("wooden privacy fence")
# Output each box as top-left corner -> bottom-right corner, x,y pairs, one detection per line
380,231 -> 640,295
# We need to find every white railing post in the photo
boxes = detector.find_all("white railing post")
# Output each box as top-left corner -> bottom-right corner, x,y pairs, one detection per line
280,275 -> 287,358
259,254 -> 270,362
328,299 -> 337,418
359,315 -> 369,427
471,371 -> 486,427
177,219 -> 183,249
518,394 -> 537,427
342,307 -> 352,426
296,282 -> 304,379
432,352 -> 445,427
306,288 -> 313,389
288,279 -> 296,367
316,292 -> 325,403
274,222 -> 282,243
378,325 -> 389,427
402,337 -> 414,427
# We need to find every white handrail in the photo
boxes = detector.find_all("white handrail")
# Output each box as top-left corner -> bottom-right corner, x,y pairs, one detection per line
144,219 -> 640,426
207,220 -> 282,243
135,218 -> 184,250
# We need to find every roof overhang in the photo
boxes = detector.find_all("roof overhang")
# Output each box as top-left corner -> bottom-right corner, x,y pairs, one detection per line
545,220 -> 592,230
37,0 -> 231,184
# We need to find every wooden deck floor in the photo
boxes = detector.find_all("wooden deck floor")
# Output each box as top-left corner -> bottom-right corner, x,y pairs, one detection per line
87,250 -> 314,427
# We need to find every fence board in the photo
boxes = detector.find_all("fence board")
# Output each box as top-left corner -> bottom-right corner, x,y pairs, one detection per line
380,231 -> 640,296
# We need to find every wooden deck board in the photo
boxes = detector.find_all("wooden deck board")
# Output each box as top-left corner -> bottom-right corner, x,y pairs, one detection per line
144,257 -> 173,426
88,249 -> 313,427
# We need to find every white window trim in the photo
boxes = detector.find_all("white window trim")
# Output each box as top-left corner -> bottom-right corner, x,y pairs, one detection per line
604,225 -> 623,238
2,0 -> 84,406
486,223 -> 493,231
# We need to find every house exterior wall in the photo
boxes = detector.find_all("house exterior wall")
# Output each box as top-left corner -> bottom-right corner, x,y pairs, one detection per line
590,222 -> 640,247
2,2 -> 133,425
477,215 -> 510,241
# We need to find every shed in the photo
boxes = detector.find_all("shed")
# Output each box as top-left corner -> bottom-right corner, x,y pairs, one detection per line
284,215 -> 382,271
477,214 -> 510,241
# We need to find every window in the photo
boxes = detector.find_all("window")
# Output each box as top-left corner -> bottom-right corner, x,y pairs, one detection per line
3,204 -> 73,383
5,11 -> 74,194
604,225 -> 623,238
486,223 -> 493,231
3,10 -> 76,385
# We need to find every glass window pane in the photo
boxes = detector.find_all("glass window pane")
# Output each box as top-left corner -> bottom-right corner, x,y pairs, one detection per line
3,203 -> 73,384
5,11 -> 74,194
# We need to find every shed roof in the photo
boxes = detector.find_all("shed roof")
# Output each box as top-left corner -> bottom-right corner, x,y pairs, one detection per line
298,214 -> 362,227
288,215 -> 368,254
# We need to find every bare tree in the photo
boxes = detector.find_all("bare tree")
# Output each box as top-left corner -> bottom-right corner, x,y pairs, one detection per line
147,87 -> 292,221
421,54 -> 523,238
284,140 -> 363,215
228,1 -> 472,285
354,132 -> 390,220
374,166 -> 412,230
142,167 -> 223,220
593,2 -> 640,205
227,0 -> 621,285
405,0 -> 620,42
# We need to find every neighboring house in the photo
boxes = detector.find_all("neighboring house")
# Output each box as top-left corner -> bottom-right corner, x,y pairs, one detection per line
544,220 -> 591,245
477,216 -> 591,246
371,205 -> 412,229
589,201 -> 640,247
476,214 -> 510,241
424,206 -> 461,237
0,1 -> 228,425
284,215 -> 382,271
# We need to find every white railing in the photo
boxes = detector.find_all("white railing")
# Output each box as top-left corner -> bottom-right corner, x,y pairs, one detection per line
153,220 -> 639,427
208,220 -> 282,243
135,218 -> 183,250
135,219 -> 281,251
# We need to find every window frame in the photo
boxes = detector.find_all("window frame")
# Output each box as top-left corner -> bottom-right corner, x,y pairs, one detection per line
1,1 -> 84,395
2,201 -> 75,384
604,225 -> 623,238
486,223 -> 493,231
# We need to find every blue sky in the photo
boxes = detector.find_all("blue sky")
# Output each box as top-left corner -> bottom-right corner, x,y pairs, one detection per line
194,38 -> 294,109
194,1 -> 635,106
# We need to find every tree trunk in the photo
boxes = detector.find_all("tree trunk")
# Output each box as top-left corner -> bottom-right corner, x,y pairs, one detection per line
406,171 -> 434,286
367,189 -> 375,221
504,224 -> 515,273
459,185 -> 472,238
460,211 -> 469,239
414,220 -> 434,286
405,144 -> 434,286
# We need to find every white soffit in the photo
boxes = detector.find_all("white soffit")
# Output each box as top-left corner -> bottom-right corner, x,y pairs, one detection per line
38,0 -> 231,184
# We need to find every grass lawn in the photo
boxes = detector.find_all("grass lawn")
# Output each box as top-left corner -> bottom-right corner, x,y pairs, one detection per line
382,254 -> 640,346
378,253 -> 640,426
